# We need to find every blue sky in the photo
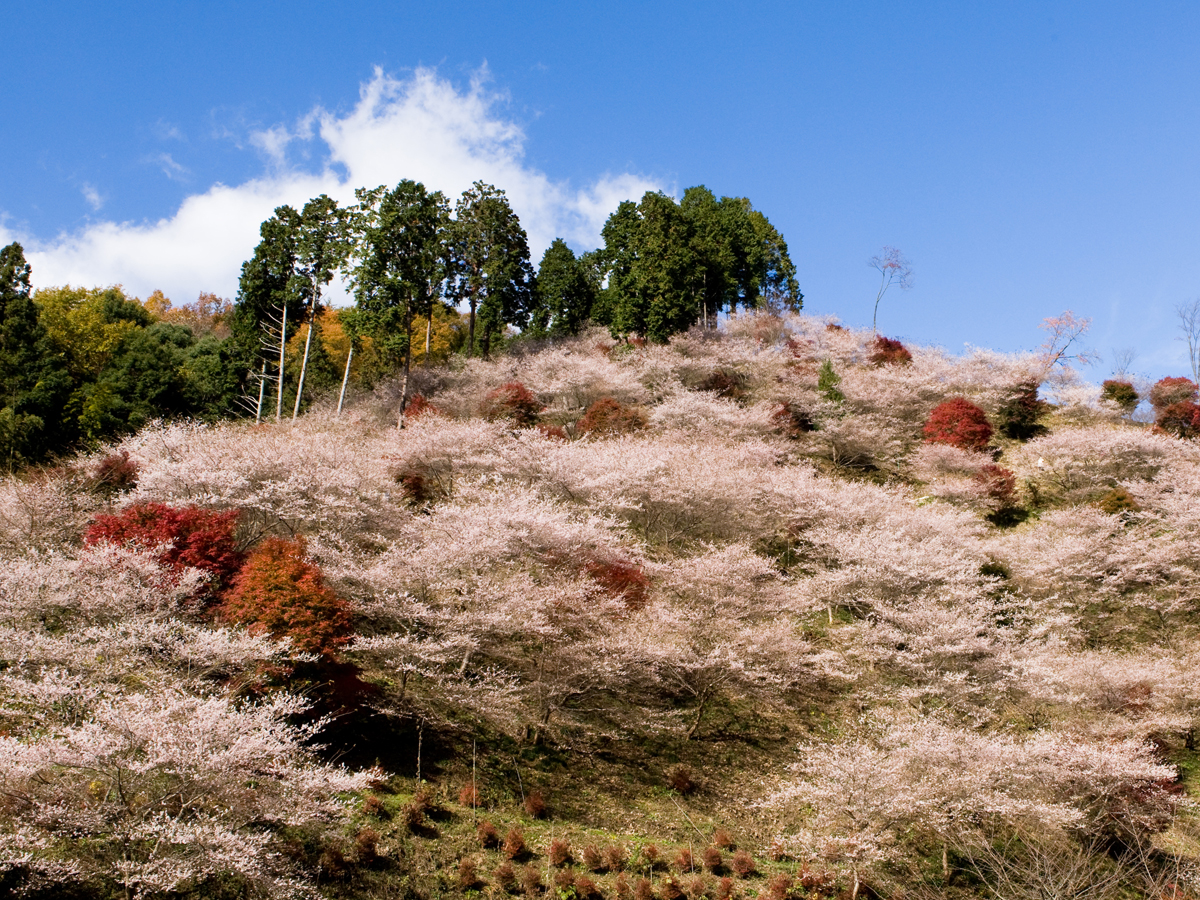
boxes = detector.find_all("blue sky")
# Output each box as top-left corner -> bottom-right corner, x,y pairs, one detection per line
5,1 -> 1200,381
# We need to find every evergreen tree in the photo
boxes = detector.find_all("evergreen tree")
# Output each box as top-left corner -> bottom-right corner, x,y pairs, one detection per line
447,182 -> 534,358
351,180 -> 450,423
530,238 -> 595,337
0,243 -> 71,468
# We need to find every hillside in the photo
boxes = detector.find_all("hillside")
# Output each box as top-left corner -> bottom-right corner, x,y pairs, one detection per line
1,312 -> 1198,900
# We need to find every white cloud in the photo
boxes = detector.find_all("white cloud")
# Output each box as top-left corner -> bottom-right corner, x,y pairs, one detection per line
80,183 -> 104,211
6,67 -> 662,303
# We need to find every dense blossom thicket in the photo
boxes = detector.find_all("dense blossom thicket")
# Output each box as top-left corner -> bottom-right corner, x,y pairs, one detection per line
2,311 -> 1199,898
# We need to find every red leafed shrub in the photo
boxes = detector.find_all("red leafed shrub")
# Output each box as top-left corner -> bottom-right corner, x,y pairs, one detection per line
661,878 -> 685,900
1150,377 -> 1198,411
1101,379 -> 1139,413
495,861 -> 517,892
634,878 -> 656,900
923,398 -> 993,452
702,846 -> 723,873
482,382 -> 542,427
771,402 -> 815,438
477,820 -> 499,848
549,839 -> 573,867
85,502 -> 243,589
765,874 -> 793,900
503,827 -> 528,861
674,848 -> 694,873
1156,400 -> 1200,438
218,537 -> 352,658
729,851 -> 755,878
585,557 -> 651,610
576,875 -> 605,900
583,844 -> 605,872
714,877 -> 733,900
604,845 -> 628,873
537,423 -> 569,441
458,782 -> 482,807
868,335 -> 912,366
92,450 -> 140,493
577,398 -> 647,437
404,393 -> 442,419
974,464 -> 1016,506
711,829 -> 733,850
524,790 -> 546,818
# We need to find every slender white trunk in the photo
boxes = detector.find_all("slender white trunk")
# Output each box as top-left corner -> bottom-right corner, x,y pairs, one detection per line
255,361 -> 266,424
275,304 -> 287,423
337,345 -> 353,416
425,313 -> 432,363
292,290 -> 317,421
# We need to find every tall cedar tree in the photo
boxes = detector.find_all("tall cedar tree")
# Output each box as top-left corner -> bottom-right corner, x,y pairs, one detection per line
0,243 -> 71,469
231,206 -> 304,417
351,181 -> 449,424
447,182 -> 534,358
289,195 -> 348,419
597,189 -> 800,342
530,238 -> 595,337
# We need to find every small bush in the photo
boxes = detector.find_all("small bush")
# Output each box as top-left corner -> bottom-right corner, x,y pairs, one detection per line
585,557 -> 651,610
583,844 -> 605,873
576,875 -> 605,900
577,397 -> 647,437
641,844 -> 661,871
686,876 -> 710,900
974,464 -> 1016,507
404,393 -> 442,419
218,537 -> 352,658
85,502 -> 244,590
698,369 -> 747,400
458,782 -> 481,808
503,827 -> 528,861
995,381 -> 1048,441
361,794 -> 387,818
604,844 -> 628,873
667,765 -> 696,795
714,877 -> 733,900
702,846 -> 722,873
635,878 -> 656,900
868,335 -> 912,366
537,423 -> 569,441
495,861 -> 518,893
661,877 -> 685,900
477,820 -> 500,848
92,450 -> 139,494
616,873 -> 633,900
555,869 -> 577,894
797,866 -> 835,892
817,360 -> 844,404
1097,487 -> 1141,515
729,851 -> 755,878
674,848 -> 694,873
1101,379 -> 1139,413
710,829 -> 733,851
482,382 -> 542,427
524,790 -> 547,818
457,859 -> 482,890
354,827 -> 380,865
319,845 -> 349,881
396,466 -> 435,508
923,398 -> 993,452
549,838 -> 573,867
522,865 -> 544,895
1150,376 -> 1198,411
771,402 -> 815,438
1156,400 -> 1200,438
765,874 -> 793,900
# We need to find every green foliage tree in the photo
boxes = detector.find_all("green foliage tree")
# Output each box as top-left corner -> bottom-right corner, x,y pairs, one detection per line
350,180 -> 449,423
0,243 -> 72,468
232,206 -> 303,420
596,188 -> 801,343
529,238 -> 595,337
447,182 -> 534,358
290,194 -> 349,419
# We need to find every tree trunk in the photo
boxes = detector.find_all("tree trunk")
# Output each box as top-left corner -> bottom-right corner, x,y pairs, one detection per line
292,288 -> 317,421
467,295 -> 477,358
276,303 -> 287,423
425,309 -> 432,364
336,345 -> 353,417
398,303 -> 413,428
255,360 -> 266,424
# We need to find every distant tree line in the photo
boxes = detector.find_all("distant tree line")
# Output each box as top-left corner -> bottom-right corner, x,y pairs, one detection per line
0,181 -> 799,464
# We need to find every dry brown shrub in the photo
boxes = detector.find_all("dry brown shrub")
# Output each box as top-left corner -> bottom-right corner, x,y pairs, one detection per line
583,843 -> 605,872
701,846 -> 722,873
729,851 -> 755,878
667,765 -> 695,795
477,819 -> 500,848
503,827 -> 529,860
634,878 -> 656,900
457,858 -> 482,890
674,847 -> 694,873
549,838 -> 573,867
495,860 -> 518,893
604,844 -> 628,872
524,790 -> 547,818
458,782 -> 482,807
522,865 -> 544,895
576,875 -> 605,900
